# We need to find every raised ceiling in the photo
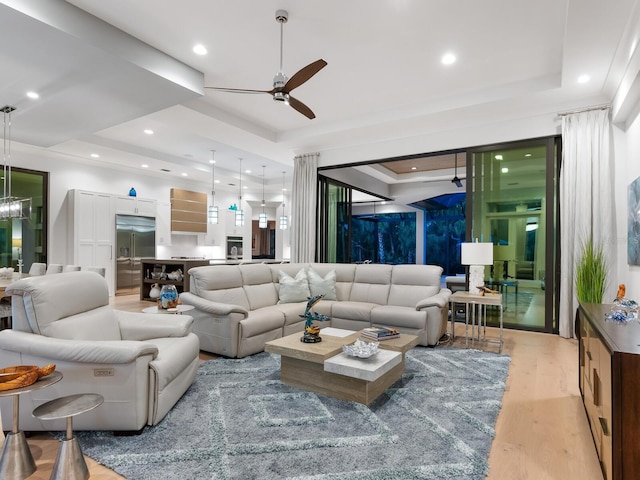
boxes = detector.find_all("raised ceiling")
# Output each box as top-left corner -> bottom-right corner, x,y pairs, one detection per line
0,0 -> 638,198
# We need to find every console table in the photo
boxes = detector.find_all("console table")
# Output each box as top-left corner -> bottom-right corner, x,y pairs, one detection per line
577,302 -> 640,480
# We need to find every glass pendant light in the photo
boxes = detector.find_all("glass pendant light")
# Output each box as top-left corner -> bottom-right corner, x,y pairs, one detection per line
279,171 -> 288,230
259,165 -> 267,228
1,106 -> 31,220
235,158 -> 244,226
207,150 -> 219,224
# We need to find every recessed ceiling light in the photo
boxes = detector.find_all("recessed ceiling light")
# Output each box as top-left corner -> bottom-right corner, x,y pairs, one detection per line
144,129 -> 154,135
141,164 -> 149,168
90,153 -> 100,158
524,153 -> 532,157
181,173 -> 188,177
243,186 -> 248,189
209,159 -> 215,164
193,44 -> 207,55
501,167 -> 509,173
411,166 -> 417,170
214,179 -> 220,184
441,53 -> 456,65
381,201 -> 386,205
578,74 -> 590,84
495,154 -> 503,160
245,169 -> 251,174
26,91 -> 39,99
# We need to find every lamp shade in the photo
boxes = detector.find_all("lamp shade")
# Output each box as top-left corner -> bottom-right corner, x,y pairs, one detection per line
12,238 -> 22,248
461,242 -> 493,266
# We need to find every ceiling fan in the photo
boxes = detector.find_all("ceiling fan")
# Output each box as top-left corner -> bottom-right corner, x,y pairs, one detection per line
204,9 -> 327,119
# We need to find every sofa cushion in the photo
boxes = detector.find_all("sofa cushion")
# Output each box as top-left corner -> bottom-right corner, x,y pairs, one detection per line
387,264 -> 443,307
371,305 -> 428,330
307,267 -> 337,300
313,263 -> 355,301
241,264 -> 279,310
278,269 -> 311,303
332,301 -> 378,323
189,266 -> 251,310
41,306 -> 122,340
239,307 -> 285,337
271,302 -> 307,326
349,264 -> 392,304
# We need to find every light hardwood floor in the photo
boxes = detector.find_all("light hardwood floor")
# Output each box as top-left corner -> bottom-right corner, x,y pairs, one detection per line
19,296 -> 602,480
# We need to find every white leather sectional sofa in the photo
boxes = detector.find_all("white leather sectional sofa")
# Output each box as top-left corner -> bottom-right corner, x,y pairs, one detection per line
180,263 -> 451,358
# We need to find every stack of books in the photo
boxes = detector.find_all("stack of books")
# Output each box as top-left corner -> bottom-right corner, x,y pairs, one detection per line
361,326 -> 400,341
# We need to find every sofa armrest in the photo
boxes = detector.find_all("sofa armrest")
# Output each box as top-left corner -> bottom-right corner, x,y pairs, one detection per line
180,292 -> 249,318
0,330 -> 158,363
115,311 -> 193,340
415,288 -> 452,310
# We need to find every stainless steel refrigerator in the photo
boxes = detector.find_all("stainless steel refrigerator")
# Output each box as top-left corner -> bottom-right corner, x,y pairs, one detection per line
116,215 -> 156,295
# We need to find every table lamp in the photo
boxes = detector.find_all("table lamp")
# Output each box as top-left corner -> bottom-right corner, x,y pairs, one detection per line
461,242 -> 493,294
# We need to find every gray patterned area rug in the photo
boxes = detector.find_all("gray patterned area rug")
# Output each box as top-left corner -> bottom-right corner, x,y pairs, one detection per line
72,347 -> 510,480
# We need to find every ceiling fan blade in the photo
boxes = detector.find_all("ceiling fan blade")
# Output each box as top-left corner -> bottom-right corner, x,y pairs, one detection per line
283,59 -> 327,92
204,87 -> 271,95
288,96 -> 316,119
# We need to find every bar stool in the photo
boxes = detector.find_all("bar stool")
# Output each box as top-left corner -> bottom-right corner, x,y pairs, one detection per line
32,393 -> 104,480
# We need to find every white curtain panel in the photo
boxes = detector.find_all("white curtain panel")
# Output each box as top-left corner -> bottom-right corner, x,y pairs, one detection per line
291,153 -> 319,263
559,108 -> 615,338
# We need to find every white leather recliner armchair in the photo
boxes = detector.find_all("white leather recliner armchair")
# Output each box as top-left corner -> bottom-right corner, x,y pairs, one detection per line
0,271 -> 200,432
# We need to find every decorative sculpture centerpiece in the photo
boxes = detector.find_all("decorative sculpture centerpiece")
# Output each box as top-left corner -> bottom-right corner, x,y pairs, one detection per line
606,284 -> 639,322
300,294 -> 330,343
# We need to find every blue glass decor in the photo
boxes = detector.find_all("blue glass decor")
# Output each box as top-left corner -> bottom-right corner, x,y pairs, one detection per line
129,187 -> 137,197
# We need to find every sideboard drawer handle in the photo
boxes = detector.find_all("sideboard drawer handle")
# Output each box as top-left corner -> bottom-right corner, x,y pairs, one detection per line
599,416 -> 609,436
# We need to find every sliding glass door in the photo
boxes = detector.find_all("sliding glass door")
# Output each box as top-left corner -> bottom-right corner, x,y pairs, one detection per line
468,137 -> 559,333
317,176 -> 352,263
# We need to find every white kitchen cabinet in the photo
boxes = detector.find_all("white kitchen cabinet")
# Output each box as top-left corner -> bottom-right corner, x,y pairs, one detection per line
67,189 -> 115,295
156,201 -> 172,246
115,195 -> 157,216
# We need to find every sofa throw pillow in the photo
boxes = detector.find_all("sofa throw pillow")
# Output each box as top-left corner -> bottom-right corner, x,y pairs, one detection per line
307,267 -> 337,300
278,269 -> 311,303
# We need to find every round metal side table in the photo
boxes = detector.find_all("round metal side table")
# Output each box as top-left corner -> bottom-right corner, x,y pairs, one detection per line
0,370 -> 63,480
32,393 -> 104,480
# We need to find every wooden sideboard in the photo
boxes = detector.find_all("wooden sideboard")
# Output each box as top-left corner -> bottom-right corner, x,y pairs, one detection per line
577,302 -> 640,480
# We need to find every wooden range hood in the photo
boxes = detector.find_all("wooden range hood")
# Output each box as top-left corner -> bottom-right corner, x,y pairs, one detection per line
170,188 -> 207,233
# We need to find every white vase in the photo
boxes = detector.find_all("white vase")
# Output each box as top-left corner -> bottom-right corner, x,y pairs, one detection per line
149,283 -> 161,299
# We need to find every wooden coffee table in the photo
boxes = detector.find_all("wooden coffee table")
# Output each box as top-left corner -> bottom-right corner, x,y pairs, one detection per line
265,329 -> 418,405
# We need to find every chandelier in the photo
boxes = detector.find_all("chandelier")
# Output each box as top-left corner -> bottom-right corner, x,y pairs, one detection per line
259,165 -> 267,228
1,106 -> 31,220
279,171 -> 288,230
235,158 -> 244,226
207,150 -> 218,224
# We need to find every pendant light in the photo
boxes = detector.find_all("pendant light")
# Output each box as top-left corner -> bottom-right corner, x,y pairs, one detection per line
279,171 -> 288,230
1,106 -> 31,220
235,158 -> 245,226
259,165 -> 267,228
207,150 -> 219,224
451,152 -> 463,188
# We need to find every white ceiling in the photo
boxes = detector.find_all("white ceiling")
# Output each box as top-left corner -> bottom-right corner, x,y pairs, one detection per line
0,0 -> 638,199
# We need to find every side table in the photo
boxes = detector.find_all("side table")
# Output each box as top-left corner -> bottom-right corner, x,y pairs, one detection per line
142,304 -> 195,314
32,393 -> 104,480
449,291 -> 504,353
0,370 -> 63,480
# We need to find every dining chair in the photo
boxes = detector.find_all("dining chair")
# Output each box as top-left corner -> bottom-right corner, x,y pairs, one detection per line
46,264 -> 64,275
84,266 -> 106,277
63,265 -> 82,272
28,262 -> 47,276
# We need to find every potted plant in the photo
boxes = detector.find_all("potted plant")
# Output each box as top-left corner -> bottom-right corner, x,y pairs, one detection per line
575,237 -> 608,303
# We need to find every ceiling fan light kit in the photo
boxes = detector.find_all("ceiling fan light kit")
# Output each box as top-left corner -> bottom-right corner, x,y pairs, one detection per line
204,9 -> 326,119
451,153 -> 464,188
